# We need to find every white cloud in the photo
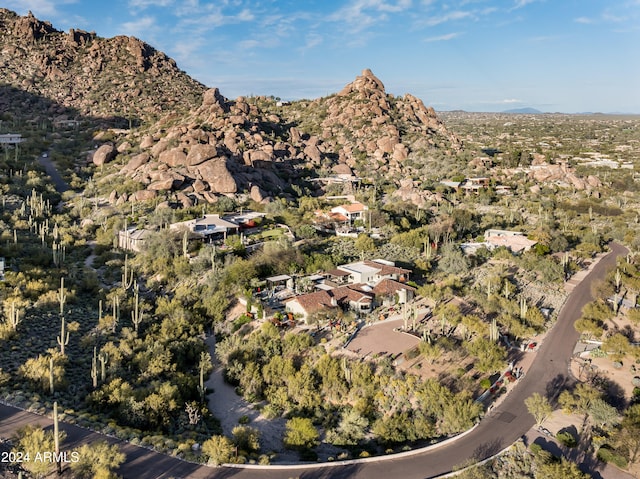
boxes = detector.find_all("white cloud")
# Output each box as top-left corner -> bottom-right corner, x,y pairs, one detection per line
423,10 -> 472,26
3,0 -> 76,17
129,0 -> 173,9
329,0 -> 412,31
304,32 -> 324,49
512,0 -> 537,9
501,99 -> 522,103
120,15 -> 157,37
574,16 -> 594,24
424,32 -> 461,41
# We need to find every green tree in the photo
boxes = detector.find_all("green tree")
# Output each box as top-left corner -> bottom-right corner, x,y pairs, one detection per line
13,424 -> 58,478
588,398 -> 619,429
70,441 -> 125,479
232,426 -> 260,453
202,435 -> 234,466
602,333 -> 631,362
613,404 -> 640,464
466,337 -> 506,373
525,393 -> 553,427
437,243 -> 470,275
355,234 -> 375,255
283,417 -> 319,450
326,409 -> 369,446
558,383 -> 600,418
440,393 -> 483,434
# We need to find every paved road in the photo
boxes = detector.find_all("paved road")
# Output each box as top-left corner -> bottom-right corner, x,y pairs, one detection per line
0,243 -> 627,479
37,153 -> 70,194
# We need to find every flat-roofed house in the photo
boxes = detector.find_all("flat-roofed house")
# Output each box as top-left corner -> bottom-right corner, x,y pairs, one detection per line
170,214 -> 239,240
484,229 -> 537,253
337,259 -> 410,285
0,133 -> 24,144
118,227 -> 153,253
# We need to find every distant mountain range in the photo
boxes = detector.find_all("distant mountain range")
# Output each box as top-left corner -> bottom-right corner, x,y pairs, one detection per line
501,107 -> 543,114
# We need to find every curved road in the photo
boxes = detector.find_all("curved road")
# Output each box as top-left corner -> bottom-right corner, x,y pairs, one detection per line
0,243 -> 627,479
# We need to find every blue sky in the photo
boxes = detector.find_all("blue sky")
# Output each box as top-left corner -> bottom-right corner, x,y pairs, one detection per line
6,0 -> 640,113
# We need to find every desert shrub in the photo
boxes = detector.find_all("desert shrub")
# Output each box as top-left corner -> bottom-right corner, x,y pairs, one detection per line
556,430 -> 577,448
597,446 -> 628,468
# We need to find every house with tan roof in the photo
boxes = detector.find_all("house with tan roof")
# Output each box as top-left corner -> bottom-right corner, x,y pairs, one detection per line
484,229 -> 537,253
330,202 -> 368,222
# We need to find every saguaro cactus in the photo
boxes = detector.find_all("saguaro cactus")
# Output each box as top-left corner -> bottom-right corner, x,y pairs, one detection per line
490,318 -> 499,342
53,401 -> 61,474
131,283 -> 143,333
341,356 -> 352,385
49,357 -> 55,394
98,351 -> 109,382
57,317 -> 69,355
91,347 -> 98,388
6,301 -> 21,331
57,277 -> 67,317
121,255 -> 134,291
520,295 -> 528,321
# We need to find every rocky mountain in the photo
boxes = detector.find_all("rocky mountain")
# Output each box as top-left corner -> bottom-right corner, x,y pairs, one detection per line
100,69 -> 463,207
0,9 -> 205,123
0,9 -> 462,205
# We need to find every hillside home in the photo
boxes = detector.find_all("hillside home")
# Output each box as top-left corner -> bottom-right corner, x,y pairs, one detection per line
330,202 -> 369,223
285,284 -> 374,323
337,259 -> 410,285
484,229 -> 537,253
0,133 -> 23,144
118,227 -> 153,253
372,279 -> 416,307
169,214 -> 239,240
285,278 -> 415,323
460,177 -> 490,193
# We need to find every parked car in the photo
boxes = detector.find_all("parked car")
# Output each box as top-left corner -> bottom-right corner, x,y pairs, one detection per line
538,426 -> 552,437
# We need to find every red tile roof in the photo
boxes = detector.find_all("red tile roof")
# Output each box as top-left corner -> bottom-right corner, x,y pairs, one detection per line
372,278 -> 416,296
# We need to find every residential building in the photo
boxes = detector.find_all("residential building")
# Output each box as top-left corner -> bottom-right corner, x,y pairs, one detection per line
330,202 -> 369,223
337,259 -> 410,285
169,214 -> 239,240
484,229 -> 537,253
285,284 -> 374,323
0,133 -> 24,144
118,227 -> 153,253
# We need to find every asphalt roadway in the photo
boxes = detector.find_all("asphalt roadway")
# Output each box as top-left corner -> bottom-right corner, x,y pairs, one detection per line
0,243 -> 627,479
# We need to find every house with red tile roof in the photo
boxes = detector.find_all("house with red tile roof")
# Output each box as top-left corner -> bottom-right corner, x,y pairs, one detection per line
285,284 -> 374,323
330,202 -> 368,222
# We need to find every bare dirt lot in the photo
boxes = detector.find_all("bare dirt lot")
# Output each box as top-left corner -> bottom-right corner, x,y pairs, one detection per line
345,317 -> 420,358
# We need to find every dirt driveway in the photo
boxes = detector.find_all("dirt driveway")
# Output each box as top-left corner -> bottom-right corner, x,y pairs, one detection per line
346,318 -> 420,358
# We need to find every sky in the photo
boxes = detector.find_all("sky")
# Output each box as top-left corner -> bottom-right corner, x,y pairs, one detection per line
5,0 -> 640,113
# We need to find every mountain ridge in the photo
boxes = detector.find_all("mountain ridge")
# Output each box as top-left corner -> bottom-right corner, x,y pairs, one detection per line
0,8 -> 462,205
